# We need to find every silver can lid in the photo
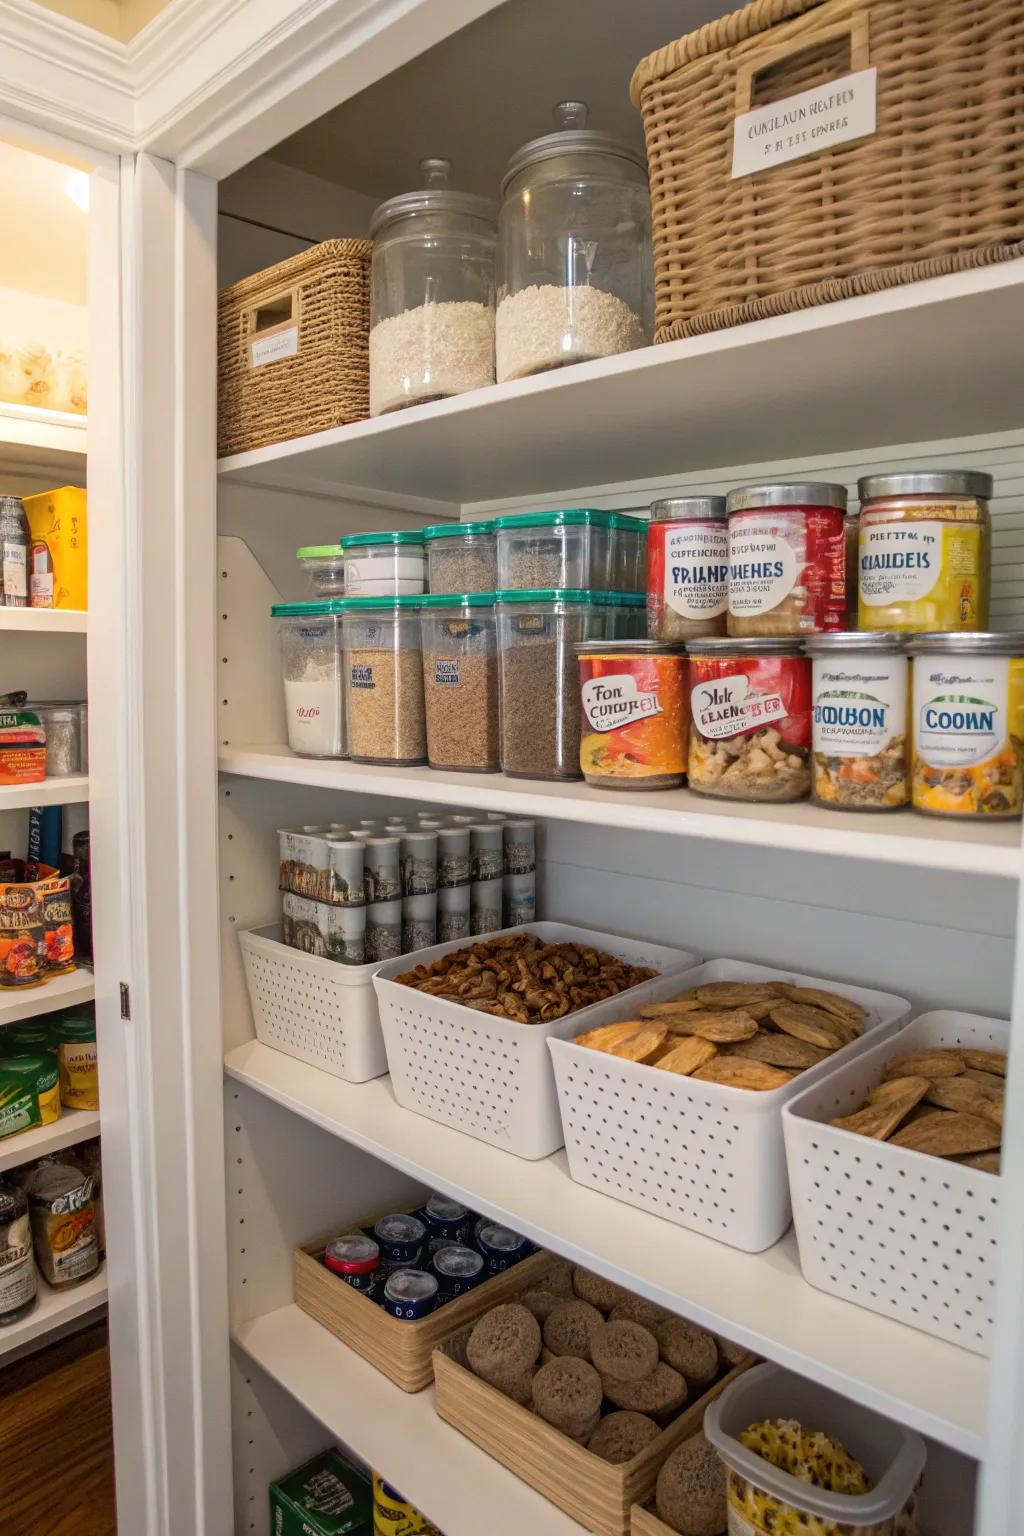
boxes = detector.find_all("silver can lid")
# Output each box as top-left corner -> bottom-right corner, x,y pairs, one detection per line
433,1244 -> 484,1279
383,1268 -> 438,1303
370,158 -> 497,238
858,470 -> 993,501
686,637 -> 805,658
477,1222 -> 523,1253
907,632 -> 1024,656
726,482 -> 848,513
650,497 -> 726,523
374,1213 -> 426,1243
804,632 -> 908,654
425,1193 -> 468,1222
325,1234 -> 379,1267
575,639 -> 686,656
502,101 -> 645,193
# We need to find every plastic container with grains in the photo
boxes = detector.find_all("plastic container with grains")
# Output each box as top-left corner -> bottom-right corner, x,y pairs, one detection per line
496,588 -> 606,779
646,496 -> 728,641
419,593 -> 500,771
343,596 -> 426,765
296,544 -> 345,598
340,531 -> 426,596
273,601 -> 347,758
423,521 -> 497,595
495,509 -> 617,591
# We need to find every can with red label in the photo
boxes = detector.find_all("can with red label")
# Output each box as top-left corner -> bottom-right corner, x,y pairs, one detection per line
687,638 -> 811,802
576,640 -> 689,789
646,497 -> 728,641
726,482 -> 847,638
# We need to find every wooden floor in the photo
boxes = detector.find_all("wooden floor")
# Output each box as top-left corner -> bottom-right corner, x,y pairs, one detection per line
0,1321 -> 116,1534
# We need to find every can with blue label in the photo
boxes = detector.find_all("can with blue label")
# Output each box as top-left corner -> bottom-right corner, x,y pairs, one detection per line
422,1193 -> 470,1247
373,1213 -> 426,1270
382,1268 -> 438,1321
432,1243 -> 485,1302
476,1222 -> 529,1274
323,1234 -> 381,1294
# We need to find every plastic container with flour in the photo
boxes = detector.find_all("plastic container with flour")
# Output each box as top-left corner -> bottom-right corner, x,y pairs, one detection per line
273,601 -> 347,759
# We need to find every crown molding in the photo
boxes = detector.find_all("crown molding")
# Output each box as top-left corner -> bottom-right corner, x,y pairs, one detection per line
0,0 -> 134,150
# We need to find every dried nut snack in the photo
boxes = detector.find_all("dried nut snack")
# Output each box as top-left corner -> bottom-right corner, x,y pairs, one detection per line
831,1079 -> 930,1139
638,997 -> 702,1018
693,981 -> 788,1006
962,1049 -> 1008,1077
667,1009 -> 760,1043
883,1049 -> 965,1081
656,1038 -> 718,1076
924,1077 -> 1003,1127
729,1033 -> 831,1070
779,985 -> 865,1025
575,1021 -> 647,1053
963,1068 -> 1007,1090
956,1150 -> 1001,1174
768,1004 -> 846,1050
692,1058 -> 795,1091
867,1076 -> 930,1107
889,1110 -> 1002,1157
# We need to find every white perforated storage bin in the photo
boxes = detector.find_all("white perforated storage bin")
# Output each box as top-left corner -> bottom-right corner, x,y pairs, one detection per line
239,924 -> 388,1083
783,1010 -> 1006,1356
372,923 -> 700,1161
548,961 -> 911,1253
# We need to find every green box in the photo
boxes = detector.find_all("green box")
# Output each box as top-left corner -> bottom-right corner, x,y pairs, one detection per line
270,1450 -> 373,1536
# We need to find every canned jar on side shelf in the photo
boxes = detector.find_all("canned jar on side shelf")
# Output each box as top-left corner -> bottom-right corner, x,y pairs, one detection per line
576,639 -> 688,789
420,593 -> 500,771
646,496 -> 728,641
496,589 -> 606,779
273,601 -> 346,759
727,482 -> 847,637
423,521 -> 496,595
805,634 -> 909,812
343,596 -> 426,765
909,632 -> 1024,819
687,638 -> 811,802
858,470 -> 992,633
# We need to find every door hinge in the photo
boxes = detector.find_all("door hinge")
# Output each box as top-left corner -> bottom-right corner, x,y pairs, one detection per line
120,983 -> 131,1020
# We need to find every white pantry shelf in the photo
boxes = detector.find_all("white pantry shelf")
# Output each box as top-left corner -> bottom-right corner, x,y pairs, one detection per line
0,1107 -> 100,1174
0,1265 -> 106,1361
0,404 -> 87,475
0,969 -> 94,1025
217,261 -> 1024,505
225,1041 -> 988,1457
219,745 -> 1020,879
0,607 -> 87,633
0,774 -> 88,810
234,1304 -> 587,1536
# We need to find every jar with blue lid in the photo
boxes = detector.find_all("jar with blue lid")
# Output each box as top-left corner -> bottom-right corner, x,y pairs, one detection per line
272,600 -> 347,759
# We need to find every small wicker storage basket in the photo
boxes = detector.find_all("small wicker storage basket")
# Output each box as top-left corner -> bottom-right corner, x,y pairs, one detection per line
631,0 -> 1024,341
217,239 -> 371,456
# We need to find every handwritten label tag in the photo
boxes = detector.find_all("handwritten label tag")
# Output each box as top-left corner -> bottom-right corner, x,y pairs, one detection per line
732,67 -> 877,178
249,326 -> 299,367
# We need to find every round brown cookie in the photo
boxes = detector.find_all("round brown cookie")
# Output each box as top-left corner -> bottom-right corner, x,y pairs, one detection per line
587,1411 -> 661,1464
602,1361 -> 687,1417
532,1356 -> 603,1440
715,1336 -> 748,1369
520,1287 -> 564,1324
609,1295 -> 671,1330
656,1432 -> 727,1536
500,1367 -> 536,1407
467,1303 -> 541,1386
590,1320 -> 659,1383
573,1267 -> 631,1313
655,1319 -> 719,1385
543,1299 -> 604,1361
543,1259 -> 577,1297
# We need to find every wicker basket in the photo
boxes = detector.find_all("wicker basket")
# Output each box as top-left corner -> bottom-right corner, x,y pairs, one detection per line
630,0 -> 1024,341
217,239 -> 371,456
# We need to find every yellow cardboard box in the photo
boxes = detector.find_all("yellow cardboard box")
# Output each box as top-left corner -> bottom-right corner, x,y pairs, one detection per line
21,486 -> 87,611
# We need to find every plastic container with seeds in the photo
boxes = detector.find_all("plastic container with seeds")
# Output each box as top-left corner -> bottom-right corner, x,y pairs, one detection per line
423,521 -> 496,595
909,632 -> 1024,819
496,589 -> 606,778
611,514 -> 648,593
806,634 -> 910,812
600,590 -> 647,640
419,593 -> 500,771
495,509 -> 617,591
687,638 -> 811,802
340,532 -> 426,597
343,596 -> 426,765
858,470 -> 992,633
646,496 -> 728,641
273,601 -> 347,758
727,482 -> 847,637
296,544 -> 345,598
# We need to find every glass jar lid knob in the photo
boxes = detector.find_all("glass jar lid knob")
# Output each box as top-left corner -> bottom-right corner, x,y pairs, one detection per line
420,157 -> 453,189
554,101 -> 589,130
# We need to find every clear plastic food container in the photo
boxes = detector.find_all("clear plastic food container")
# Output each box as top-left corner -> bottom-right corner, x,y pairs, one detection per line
600,591 -> 646,639
423,521 -> 496,595
296,544 -> 345,598
28,702 -> 82,776
340,531 -> 426,596
495,509 -> 617,591
612,514 -> 647,593
272,601 -> 347,759
419,593 -> 500,771
342,596 -> 426,765
495,588 -> 606,779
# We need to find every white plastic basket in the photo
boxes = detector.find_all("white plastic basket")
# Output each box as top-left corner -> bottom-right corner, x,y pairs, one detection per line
239,924 -> 388,1083
783,1009 -> 1006,1356
372,923 -> 701,1161
548,960 -> 911,1253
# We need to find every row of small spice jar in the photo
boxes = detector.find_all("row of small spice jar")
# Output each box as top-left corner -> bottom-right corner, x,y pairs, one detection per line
647,470 -> 992,642
574,632 -> 1024,820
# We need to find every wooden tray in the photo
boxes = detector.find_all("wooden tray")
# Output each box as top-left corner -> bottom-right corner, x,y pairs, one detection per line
434,1325 -> 751,1536
294,1217 -> 556,1393
631,1503 -> 675,1536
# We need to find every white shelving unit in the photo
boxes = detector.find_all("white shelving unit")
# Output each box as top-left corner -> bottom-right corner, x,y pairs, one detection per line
0,608 -> 87,633
0,1106 -> 100,1173
0,1267 -> 107,1363
0,970 -> 94,1026
0,405 -> 87,477
0,775 -> 89,810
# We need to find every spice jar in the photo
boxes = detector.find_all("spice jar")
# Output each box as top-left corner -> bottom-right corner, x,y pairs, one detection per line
369,158 -> 497,416
727,483 -> 847,637
858,471 -> 992,633
272,601 -> 347,759
28,702 -> 82,777
344,596 -> 426,765
687,638 -> 811,802
340,532 -> 426,597
496,589 -> 606,779
296,544 -> 345,598
908,633 -> 1024,819
646,497 -> 728,642
805,634 -> 909,812
576,640 -> 688,789
423,522 -> 496,595
496,102 -> 652,382
419,593 -> 500,771
495,509 -> 617,591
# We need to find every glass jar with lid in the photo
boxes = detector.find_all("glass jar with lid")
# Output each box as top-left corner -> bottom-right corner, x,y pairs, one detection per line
496,102 -> 653,383
805,633 -> 910,812
857,470 -> 992,633
727,482 -> 847,638
369,158 -> 497,416
908,632 -> 1024,819
646,496 -> 728,641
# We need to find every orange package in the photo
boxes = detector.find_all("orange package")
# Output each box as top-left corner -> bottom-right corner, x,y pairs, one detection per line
578,643 -> 689,789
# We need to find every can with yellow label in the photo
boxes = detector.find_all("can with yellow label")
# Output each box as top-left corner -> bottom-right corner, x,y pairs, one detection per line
372,1475 -> 440,1536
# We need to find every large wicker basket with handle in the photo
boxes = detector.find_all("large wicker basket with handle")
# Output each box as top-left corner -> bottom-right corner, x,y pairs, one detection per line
217,238 -> 371,456
630,0 -> 1024,342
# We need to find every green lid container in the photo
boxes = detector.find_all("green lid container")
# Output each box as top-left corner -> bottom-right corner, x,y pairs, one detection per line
4,1022 -> 56,1054
418,591 -> 496,608
492,509 -> 613,530
340,530 -> 424,549
54,1012 -> 96,1044
271,600 -> 348,618
296,544 -> 344,559
422,521 -> 494,540
0,1054 -> 59,1094
341,595 -> 425,611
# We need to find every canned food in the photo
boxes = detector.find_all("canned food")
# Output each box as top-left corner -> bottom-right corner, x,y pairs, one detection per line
431,1243 -> 485,1299
727,483 -> 847,637
476,1221 -> 528,1273
0,1054 -> 60,1138
372,1474 -> 441,1536
422,1193 -> 470,1246
576,640 -> 689,789
645,496 -> 728,641
909,633 -> 1024,818
858,471 -> 991,633
687,639 -> 811,802
805,634 -> 910,812
373,1213 -> 426,1268
382,1267 -> 438,1321
324,1234 -> 381,1292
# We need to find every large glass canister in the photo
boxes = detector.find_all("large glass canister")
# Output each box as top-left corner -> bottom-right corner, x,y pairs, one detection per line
369,159 -> 498,416
496,102 -> 653,383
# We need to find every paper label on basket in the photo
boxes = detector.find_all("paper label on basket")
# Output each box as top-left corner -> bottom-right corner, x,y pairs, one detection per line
249,326 -> 299,366
731,68 -> 877,178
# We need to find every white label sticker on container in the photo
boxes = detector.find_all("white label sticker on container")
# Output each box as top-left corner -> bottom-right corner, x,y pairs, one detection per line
728,516 -> 799,616
2,542 -> 27,599
692,672 -> 786,739
731,67 -> 877,178
664,524 -> 729,619
813,658 -> 907,758
582,673 -> 662,733
434,658 -> 461,687
914,655 -> 1009,770
859,521 -> 942,605
249,326 -> 299,367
